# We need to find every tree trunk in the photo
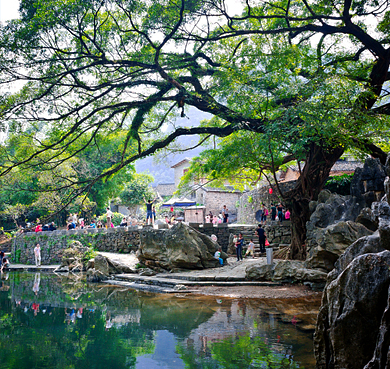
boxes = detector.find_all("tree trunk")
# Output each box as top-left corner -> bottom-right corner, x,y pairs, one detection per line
284,143 -> 344,260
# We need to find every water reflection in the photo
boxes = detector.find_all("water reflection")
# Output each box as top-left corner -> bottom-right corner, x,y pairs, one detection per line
0,272 -> 320,368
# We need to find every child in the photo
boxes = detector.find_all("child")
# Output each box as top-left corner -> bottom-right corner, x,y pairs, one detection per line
214,248 -> 223,266
245,239 -> 255,258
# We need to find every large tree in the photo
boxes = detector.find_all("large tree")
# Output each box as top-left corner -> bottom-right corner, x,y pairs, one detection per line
0,0 -> 389,258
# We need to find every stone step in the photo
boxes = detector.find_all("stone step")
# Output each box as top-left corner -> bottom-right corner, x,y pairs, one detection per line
114,274 -> 281,287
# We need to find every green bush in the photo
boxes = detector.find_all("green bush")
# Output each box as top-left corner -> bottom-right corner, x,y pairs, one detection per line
97,212 -> 126,226
324,174 -> 353,196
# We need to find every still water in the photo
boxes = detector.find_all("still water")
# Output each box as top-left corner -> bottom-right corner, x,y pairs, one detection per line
0,272 -> 321,368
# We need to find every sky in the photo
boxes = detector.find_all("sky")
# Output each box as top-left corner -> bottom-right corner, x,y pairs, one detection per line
0,0 -> 20,23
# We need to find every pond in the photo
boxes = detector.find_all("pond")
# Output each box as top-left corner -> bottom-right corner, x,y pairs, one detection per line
0,272 -> 321,368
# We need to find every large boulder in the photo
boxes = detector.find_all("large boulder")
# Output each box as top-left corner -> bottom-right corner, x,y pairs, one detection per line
305,220 -> 373,272
314,251 -> 390,369
314,196 -> 390,368
136,222 -> 227,271
246,260 -> 327,290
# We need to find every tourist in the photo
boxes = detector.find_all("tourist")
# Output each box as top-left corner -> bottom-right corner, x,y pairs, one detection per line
245,239 -> 255,258
165,216 -> 170,225
257,206 -> 263,224
0,251 -> 4,271
222,205 -> 229,223
1,257 -> 9,272
35,224 -> 42,233
96,220 -> 103,228
34,243 -> 41,267
235,233 -> 244,261
285,209 -> 291,220
271,203 -> 277,221
261,204 -> 268,225
79,219 -> 84,229
277,203 -> 284,223
72,213 -> 78,228
67,221 -> 76,230
110,222 -> 114,228
106,207 -> 113,228
209,211 -> 214,223
42,224 -> 49,231
152,206 -> 156,225
214,247 -> 223,266
255,224 -> 266,254
143,197 -> 157,225
120,217 -> 127,227
48,222 -> 56,231
205,214 -> 210,223
89,220 -> 96,228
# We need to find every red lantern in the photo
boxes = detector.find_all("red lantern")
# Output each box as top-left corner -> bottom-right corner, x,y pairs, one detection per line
170,206 -> 174,212
269,188 -> 273,194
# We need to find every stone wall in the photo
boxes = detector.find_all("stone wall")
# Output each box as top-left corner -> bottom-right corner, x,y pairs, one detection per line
12,223 -> 291,264
12,227 -> 141,265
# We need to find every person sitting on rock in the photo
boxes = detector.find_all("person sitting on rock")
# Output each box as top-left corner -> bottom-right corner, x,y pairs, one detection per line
214,248 -> 223,266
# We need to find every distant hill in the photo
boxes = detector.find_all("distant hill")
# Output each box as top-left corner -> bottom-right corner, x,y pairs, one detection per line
135,108 -> 212,185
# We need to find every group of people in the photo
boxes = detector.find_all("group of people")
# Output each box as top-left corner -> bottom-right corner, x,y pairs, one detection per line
258,203 -> 291,225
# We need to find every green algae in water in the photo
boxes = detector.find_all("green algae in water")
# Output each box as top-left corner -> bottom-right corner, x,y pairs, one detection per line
0,272 -> 319,368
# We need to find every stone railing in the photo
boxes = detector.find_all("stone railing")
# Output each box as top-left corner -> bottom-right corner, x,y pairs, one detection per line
12,222 -> 291,265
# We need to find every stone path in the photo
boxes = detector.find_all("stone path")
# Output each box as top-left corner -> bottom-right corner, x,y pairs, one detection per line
104,253 -> 281,292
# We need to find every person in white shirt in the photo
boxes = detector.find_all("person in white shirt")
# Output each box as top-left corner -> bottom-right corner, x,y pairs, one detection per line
245,239 -> 255,258
34,243 -> 41,266
106,207 -> 113,228
214,248 -> 223,266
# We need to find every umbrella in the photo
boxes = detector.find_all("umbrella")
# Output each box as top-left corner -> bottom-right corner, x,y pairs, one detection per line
161,197 -> 196,207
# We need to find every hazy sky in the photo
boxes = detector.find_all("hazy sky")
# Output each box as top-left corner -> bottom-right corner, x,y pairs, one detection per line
0,0 -> 20,23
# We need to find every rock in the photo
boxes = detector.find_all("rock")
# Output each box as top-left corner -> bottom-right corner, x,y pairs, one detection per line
54,265 -> 69,273
245,264 -> 274,280
305,220 -> 373,272
138,268 -> 157,276
351,157 -> 385,206
93,254 -> 110,276
308,192 -> 364,229
137,222 -> 225,271
364,285 -> 390,369
314,251 -> 390,369
355,207 -> 378,231
245,260 -> 327,288
86,268 -> 107,282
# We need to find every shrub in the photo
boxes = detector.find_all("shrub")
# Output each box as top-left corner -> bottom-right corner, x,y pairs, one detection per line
324,174 -> 353,196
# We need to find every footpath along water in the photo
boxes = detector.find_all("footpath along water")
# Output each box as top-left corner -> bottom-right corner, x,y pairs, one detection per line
0,272 -> 320,368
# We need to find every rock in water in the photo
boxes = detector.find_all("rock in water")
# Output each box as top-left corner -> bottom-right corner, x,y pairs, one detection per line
136,222 -> 226,270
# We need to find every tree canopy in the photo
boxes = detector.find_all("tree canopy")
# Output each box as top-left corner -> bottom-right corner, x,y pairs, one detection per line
0,0 -> 389,256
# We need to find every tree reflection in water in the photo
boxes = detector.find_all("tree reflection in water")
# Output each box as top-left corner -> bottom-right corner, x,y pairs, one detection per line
0,272 -> 319,368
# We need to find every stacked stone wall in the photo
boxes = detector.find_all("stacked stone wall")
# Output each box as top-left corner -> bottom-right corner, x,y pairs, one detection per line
12,227 -> 140,265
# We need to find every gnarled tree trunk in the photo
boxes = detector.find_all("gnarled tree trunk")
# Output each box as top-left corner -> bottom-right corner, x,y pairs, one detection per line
284,143 -> 344,260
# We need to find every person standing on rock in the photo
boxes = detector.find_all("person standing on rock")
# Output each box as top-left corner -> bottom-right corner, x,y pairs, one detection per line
255,224 -> 266,254
34,243 -> 41,267
235,233 -> 244,261
144,197 -> 157,225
